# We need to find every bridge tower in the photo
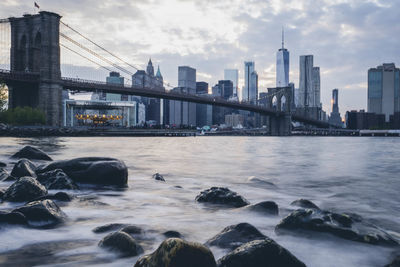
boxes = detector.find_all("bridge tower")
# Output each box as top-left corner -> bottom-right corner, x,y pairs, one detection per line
8,11 -> 62,126
267,86 -> 292,136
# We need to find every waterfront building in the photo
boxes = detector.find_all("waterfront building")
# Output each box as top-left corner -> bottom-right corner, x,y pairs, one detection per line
368,63 -> 400,122
196,82 -> 208,94
329,89 -> 343,127
276,29 -> 289,87
168,66 -> 197,126
224,69 -> 239,96
225,113 -> 244,128
243,61 -> 258,103
346,110 -> 385,130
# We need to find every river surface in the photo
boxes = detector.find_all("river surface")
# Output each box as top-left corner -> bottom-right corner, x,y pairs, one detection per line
0,136 -> 399,267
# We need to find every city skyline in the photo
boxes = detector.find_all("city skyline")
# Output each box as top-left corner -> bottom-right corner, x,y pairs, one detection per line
1,0 -> 399,115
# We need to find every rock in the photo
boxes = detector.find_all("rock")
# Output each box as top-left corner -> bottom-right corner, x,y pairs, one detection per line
163,230 -> 182,238
0,211 -> 28,225
2,177 -> 47,202
10,159 -> 37,178
36,157 -> 128,187
0,162 -> 6,168
206,223 -> 266,250
275,209 -> 398,246
93,223 -> 127,234
245,201 -> 279,215
32,192 -> 73,202
217,239 -> 306,267
135,238 -> 217,267
0,188 -> 4,199
291,199 -> 320,210
36,169 -> 78,190
0,168 -> 10,181
11,146 -> 52,161
385,255 -> 400,267
153,173 -> 165,182
121,225 -> 143,235
12,199 -> 67,228
98,231 -> 143,257
195,187 -> 249,208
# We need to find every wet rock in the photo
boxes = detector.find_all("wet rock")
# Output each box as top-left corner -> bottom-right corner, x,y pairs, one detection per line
36,157 -> 128,187
32,192 -> 72,202
93,223 -> 127,234
275,209 -> 398,246
2,177 -> 47,202
217,238 -> 306,267
291,199 -> 320,210
206,223 -> 266,250
385,255 -> 400,267
36,169 -> 78,190
0,168 -> 10,181
245,201 -> 279,215
13,199 -> 67,228
135,238 -> 217,267
11,146 -> 52,161
121,225 -> 143,235
163,230 -> 182,238
0,162 -> 6,168
98,231 -> 143,257
153,173 -> 165,182
0,211 -> 28,225
10,159 -> 37,178
195,187 -> 249,208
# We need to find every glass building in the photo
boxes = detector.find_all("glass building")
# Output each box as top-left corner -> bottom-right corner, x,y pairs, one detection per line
276,30 -> 289,87
368,63 -> 400,122
243,61 -> 257,103
224,69 -> 239,97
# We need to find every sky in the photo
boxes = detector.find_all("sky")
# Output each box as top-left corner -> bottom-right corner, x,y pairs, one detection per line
1,0 -> 400,114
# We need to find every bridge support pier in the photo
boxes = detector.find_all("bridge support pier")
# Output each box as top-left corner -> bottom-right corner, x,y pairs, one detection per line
269,114 -> 291,136
38,82 -> 63,126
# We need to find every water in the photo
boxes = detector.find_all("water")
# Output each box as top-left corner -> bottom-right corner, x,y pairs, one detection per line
0,136 -> 399,266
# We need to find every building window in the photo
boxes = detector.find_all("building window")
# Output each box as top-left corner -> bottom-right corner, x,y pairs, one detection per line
368,70 -> 382,99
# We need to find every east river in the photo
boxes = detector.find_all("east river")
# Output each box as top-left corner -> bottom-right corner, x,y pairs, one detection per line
0,136 -> 399,266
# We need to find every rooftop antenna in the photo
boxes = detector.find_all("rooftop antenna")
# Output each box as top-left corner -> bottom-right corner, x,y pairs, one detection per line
282,26 -> 284,49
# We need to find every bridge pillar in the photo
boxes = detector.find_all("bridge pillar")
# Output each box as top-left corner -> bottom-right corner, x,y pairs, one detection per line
269,114 -> 291,136
9,11 -> 62,126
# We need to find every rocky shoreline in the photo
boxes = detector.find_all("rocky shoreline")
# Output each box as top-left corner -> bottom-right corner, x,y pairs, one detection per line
0,145 -> 399,266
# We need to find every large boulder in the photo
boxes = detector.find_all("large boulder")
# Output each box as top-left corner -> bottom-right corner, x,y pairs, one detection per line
32,192 -> 73,202
10,159 -> 37,178
217,239 -> 306,267
98,231 -> 143,257
2,177 -> 47,202
275,209 -> 398,246
195,187 -> 249,208
0,162 -> 6,168
206,223 -> 266,250
290,199 -> 320,210
11,146 -> 52,161
135,238 -> 217,267
244,201 -> 279,215
93,223 -> 128,234
36,157 -> 128,187
36,169 -> 78,190
0,211 -> 28,225
13,199 -> 67,228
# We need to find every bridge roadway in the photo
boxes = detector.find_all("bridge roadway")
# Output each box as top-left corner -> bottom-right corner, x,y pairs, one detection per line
0,69 -> 334,128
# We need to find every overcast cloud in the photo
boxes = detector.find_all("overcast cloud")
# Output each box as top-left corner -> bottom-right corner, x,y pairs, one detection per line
1,0 -> 400,114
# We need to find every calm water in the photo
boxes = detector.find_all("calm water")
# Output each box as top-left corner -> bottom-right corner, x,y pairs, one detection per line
0,137 -> 399,266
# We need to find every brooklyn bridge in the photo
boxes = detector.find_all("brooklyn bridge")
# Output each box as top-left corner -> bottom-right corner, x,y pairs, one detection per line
0,11 -> 336,135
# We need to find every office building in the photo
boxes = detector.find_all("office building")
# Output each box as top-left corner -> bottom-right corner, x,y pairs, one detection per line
312,67 -> 321,107
346,110 -> 385,130
368,63 -> 400,122
276,29 -> 289,87
243,61 -> 258,103
298,55 -> 313,107
224,69 -> 239,96
196,82 -> 208,94
329,89 -> 342,127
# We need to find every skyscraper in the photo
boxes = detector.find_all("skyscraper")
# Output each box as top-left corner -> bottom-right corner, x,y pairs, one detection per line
312,67 -> 321,107
329,89 -> 342,127
368,63 -> 400,122
276,28 -> 289,87
224,69 -> 239,96
243,61 -> 258,103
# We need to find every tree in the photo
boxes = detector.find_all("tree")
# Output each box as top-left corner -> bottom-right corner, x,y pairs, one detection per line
0,83 -> 8,111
